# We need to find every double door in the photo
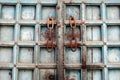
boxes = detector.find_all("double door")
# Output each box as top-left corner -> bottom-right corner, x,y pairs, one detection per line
0,0 -> 120,80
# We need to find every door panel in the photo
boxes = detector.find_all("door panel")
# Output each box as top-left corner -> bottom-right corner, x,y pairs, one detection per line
0,0 -> 120,80
65,70 -> 81,80
106,6 -> 120,20
19,47 -> 34,63
39,48 -> 56,63
64,48 -> 81,64
18,70 -> 33,80
0,25 -> 14,41
42,6 -> 56,20
20,26 -> 35,41
87,69 -> 102,80
87,47 -> 102,63
107,26 -> 120,41
0,47 -> 13,63
0,70 -> 12,80
21,6 -> 35,20
86,25 -> 101,41
2,5 -> 16,19
66,5 -> 80,20
39,69 -> 56,80
86,5 -> 101,20
108,70 -> 120,80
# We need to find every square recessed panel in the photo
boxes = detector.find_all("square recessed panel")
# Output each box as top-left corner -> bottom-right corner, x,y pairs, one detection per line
109,70 -> 120,80
107,26 -> 120,41
86,26 -> 101,41
66,5 -> 80,20
0,25 -> 14,41
40,26 -> 47,41
65,70 -> 81,80
19,47 -> 34,63
39,69 -> 56,80
107,6 -> 120,20
0,70 -> 12,80
108,47 -> 120,63
65,48 -> 81,64
66,25 -> 81,41
87,69 -> 102,80
40,26 -> 56,41
86,6 -> 101,20
87,47 -> 102,63
39,47 -> 55,63
18,70 -> 33,80
2,5 -> 16,19
21,6 -> 36,20
0,47 -> 13,63
20,26 -> 34,41
42,6 -> 56,20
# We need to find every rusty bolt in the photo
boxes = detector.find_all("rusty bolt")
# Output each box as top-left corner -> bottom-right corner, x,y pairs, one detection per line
35,65 -> 38,68
83,42 -> 86,46
57,22 -> 61,28
48,74 -> 55,80
14,64 -> 16,67
56,5 -> 60,10
103,42 -> 106,45
36,42 -> 38,45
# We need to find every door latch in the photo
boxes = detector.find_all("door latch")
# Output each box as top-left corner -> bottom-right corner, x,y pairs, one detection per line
44,17 -> 55,52
67,16 -> 79,52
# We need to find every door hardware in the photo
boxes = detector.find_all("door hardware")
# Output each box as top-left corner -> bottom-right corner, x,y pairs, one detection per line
67,16 -> 79,52
44,17 -> 55,52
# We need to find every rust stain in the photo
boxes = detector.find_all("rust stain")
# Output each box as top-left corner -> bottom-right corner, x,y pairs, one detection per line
38,27 -> 40,36
82,53 -> 86,69
70,0 -> 73,4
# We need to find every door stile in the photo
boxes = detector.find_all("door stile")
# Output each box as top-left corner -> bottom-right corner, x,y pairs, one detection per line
57,0 -> 64,80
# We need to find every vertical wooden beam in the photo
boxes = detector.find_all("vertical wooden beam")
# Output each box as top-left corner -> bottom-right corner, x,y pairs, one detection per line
57,0 -> 64,80
81,2 -> 87,80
